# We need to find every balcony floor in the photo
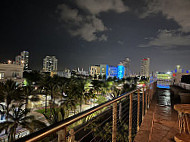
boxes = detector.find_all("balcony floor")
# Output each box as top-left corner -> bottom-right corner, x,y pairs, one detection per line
135,89 -> 179,142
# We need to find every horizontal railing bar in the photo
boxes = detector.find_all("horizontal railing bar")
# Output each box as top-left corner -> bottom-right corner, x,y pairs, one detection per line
16,89 -> 139,142
16,82 -> 155,142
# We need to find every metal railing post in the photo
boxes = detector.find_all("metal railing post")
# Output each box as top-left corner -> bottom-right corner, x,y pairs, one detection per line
148,86 -> 150,109
129,93 -> 133,142
150,84 -> 153,100
58,127 -> 67,142
145,86 -> 148,113
112,102 -> 117,142
68,129 -> 75,142
137,89 -> 140,131
142,87 -> 145,118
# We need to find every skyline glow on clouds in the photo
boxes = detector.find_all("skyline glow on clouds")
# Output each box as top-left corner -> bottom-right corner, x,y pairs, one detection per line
139,0 -> 190,48
57,0 -> 190,50
57,0 -> 129,42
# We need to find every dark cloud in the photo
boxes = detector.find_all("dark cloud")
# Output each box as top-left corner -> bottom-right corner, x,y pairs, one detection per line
118,40 -> 124,45
57,0 -> 128,42
76,0 -> 129,15
138,0 -> 190,49
140,0 -> 190,32
139,30 -> 190,48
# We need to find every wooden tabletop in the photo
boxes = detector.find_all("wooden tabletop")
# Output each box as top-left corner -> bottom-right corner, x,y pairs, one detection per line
174,104 -> 190,114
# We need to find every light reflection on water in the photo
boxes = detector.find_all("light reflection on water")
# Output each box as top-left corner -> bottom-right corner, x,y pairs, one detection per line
157,89 -> 171,106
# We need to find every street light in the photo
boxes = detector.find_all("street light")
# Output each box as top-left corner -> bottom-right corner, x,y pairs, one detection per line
8,60 -> 12,64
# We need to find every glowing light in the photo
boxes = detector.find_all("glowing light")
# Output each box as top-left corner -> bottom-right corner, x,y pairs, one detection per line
166,72 -> 171,74
8,60 -> 12,64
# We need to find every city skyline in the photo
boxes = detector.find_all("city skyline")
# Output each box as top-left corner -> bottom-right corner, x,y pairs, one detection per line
1,0 -> 190,73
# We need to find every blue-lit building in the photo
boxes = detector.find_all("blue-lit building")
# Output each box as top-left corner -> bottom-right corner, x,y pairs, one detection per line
90,64 -> 125,80
106,65 -> 125,79
107,66 -> 118,78
117,65 -> 125,79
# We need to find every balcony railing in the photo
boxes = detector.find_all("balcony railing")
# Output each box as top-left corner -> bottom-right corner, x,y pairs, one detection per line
16,82 -> 157,142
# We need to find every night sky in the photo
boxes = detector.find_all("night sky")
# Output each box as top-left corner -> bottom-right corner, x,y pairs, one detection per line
1,0 -> 190,73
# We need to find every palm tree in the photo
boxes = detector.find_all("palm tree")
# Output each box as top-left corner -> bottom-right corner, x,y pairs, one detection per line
39,75 -> 60,113
0,104 -> 46,142
91,80 -> 103,95
60,94 -> 77,116
42,107 -> 65,142
43,107 -> 65,124
0,82 -> 4,102
75,79 -> 87,112
22,85 -> 39,109
0,80 -> 22,134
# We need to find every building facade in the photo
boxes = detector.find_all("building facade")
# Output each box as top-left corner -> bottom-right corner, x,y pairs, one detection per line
15,51 -> 29,70
43,56 -> 58,72
0,63 -> 24,83
107,66 -> 118,78
100,64 -> 108,77
117,65 -> 125,79
21,51 -> 29,70
90,65 -> 100,77
120,57 -> 130,77
90,64 -> 125,79
15,55 -> 22,65
140,58 -> 150,77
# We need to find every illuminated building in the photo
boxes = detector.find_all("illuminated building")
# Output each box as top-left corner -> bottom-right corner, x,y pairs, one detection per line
107,66 -> 118,78
15,55 -> 22,65
21,51 -> 29,70
120,57 -> 130,77
43,56 -> 58,72
15,51 -> 29,70
106,65 -> 125,79
100,64 -> 108,77
0,63 -> 24,84
156,72 -> 172,80
90,65 -> 100,77
57,69 -> 71,78
117,65 -> 125,79
176,65 -> 182,73
91,64 -> 125,79
140,58 -> 150,77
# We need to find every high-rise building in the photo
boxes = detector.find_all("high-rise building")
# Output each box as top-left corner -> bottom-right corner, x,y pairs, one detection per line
140,58 -> 150,77
120,57 -> 130,77
21,51 -> 29,70
15,55 -> 22,65
43,56 -> 58,72
15,51 -> 29,70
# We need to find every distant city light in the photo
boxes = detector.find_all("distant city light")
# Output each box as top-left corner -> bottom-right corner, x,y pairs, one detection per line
8,60 -> 12,64
166,72 -> 171,74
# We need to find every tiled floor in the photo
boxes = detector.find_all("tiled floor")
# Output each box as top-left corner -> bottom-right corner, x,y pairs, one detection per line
135,89 -> 179,142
